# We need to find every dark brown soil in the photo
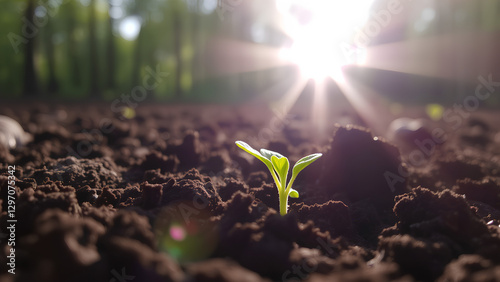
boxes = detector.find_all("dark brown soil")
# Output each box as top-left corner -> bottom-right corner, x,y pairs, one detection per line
1,102 -> 499,282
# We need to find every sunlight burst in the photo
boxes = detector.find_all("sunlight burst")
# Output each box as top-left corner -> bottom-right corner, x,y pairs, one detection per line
277,0 -> 374,81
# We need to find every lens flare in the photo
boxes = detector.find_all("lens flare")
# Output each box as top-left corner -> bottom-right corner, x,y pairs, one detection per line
169,224 -> 186,241
155,203 -> 218,263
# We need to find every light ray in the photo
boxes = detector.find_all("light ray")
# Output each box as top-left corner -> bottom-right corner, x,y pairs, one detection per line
334,72 -> 393,136
206,37 -> 290,77
361,31 -> 500,83
268,75 -> 309,119
311,78 -> 328,139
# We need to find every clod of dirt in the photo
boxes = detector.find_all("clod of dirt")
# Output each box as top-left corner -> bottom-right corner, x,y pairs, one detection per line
378,234 -> 453,281
218,178 -> 249,202
318,125 -> 408,209
453,178 -> 500,209
218,191 -> 265,227
214,192 -> 301,280
128,151 -> 178,179
104,236 -> 185,282
246,171 -> 269,188
141,182 -> 164,208
459,118 -> 491,147
220,214 -> 298,280
379,187 -> 494,280
161,169 -> 223,214
75,185 -> 99,205
305,260 -> 413,282
292,200 -> 353,238
468,118 -> 490,132
386,117 -> 434,153
251,183 -> 279,212
173,131 -> 203,169
289,247 -> 336,276
200,152 -> 231,175
30,156 -> 123,190
185,258 -> 271,282
392,187 -> 488,247
106,210 -> 157,248
14,181 -> 82,235
0,144 -> 14,163
34,126 -> 71,144
18,209 -> 105,282
436,159 -> 484,184
460,128 -> 490,147
438,254 -> 500,282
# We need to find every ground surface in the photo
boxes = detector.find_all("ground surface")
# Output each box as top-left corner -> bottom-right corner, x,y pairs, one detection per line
1,102 -> 500,282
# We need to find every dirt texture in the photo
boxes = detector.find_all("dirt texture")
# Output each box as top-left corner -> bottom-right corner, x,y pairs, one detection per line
1,103 -> 500,282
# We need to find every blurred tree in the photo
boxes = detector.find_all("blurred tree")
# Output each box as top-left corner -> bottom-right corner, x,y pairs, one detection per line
22,0 -> 39,96
88,0 -> 100,98
171,0 -> 185,98
129,2 -> 145,88
61,1 -> 82,89
191,0 -> 205,82
43,14 -> 59,95
131,26 -> 144,88
105,1 -> 116,90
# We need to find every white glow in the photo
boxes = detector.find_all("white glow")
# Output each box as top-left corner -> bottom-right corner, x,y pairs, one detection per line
118,16 -> 141,41
109,0 -> 123,6
109,6 -> 124,19
277,0 -> 374,81
34,6 -> 47,18
414,8 -> 435,32
202,0 -> 217,14
422,8 -> 436,21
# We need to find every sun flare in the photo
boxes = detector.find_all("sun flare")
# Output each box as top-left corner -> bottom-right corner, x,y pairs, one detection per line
277,0 -> 374,81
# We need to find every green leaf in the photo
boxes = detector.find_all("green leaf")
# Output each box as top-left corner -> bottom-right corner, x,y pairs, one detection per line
289,188 -> 299,198
291,153 -> 322,178
235,141 -> 272,167
260,148 -> 285,161
236,141 -> 281,189
271,155 -> 289,184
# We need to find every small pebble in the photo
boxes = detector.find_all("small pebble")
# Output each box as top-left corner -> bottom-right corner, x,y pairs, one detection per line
0,115 -> 31,149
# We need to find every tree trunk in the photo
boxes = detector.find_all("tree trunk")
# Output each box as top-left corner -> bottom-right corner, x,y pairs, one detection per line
44,19 -> 59,95
66,1 -> 81,87
131,26 -> 144,88
23,0 -> 39,97
88,0 -> 100,98
105,3 -> 115,90
191,0 -> 204,82
173,6 -> 183,98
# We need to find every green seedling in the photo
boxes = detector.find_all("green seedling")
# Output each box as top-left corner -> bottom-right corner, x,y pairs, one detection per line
235,141 -> 322,215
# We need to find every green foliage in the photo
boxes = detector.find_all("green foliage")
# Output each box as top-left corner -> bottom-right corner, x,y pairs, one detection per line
235,141 -> 322,215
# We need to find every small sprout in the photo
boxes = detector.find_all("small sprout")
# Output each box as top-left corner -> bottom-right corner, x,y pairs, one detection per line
235,141 -> 322,215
